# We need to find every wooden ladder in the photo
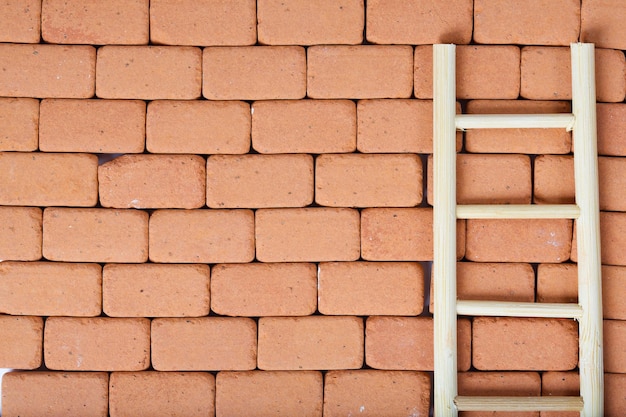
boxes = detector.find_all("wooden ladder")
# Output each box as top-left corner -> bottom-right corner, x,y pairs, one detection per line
432,43 -> 603,416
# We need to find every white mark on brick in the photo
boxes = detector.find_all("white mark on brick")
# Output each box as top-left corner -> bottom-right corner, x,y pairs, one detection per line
130,199 -> 141,208
547,231 -> 560,247
359,405 -> 365,413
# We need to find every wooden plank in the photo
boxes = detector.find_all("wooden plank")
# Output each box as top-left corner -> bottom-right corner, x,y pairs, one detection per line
455,113 -> 575,130
456,204 -> 580,219
455,396 -> 584,412
456,300 -> 582,318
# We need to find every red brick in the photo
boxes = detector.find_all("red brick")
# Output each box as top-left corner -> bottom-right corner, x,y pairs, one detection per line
1,372 -> 108,417
151,317 -> 256,371
207,154 -> 313,208
146,100 -> 250,154
361,208 -> 466,261
39,99 -> 145,153
414,45 -> 520,99
99,155 -> 205,209
0,261 -> 101,316
103,263 -> 210,317
0,0 -> 41,43
365,316 -> 471,371
203,46 -> 306,100
581,0 -> 626,50
599,157 -> 626,211
0,152 -> 97,206
598,103 -> 626,156
258,316 -> 363,370
521,46 -> 626,102
43,208 -> 148,263
211,263 -> 317,317
149,209 -> 254,263
606,373 -> 626,417
42,0 -> 148,44
318,262 -> 423,316
0,44 -> 95,98
109,371 -> 215,417
0,98 -> 39,151
465,100 -> 572,154
604,319 -> 626,373
150,0 -> 256,46
216,371 -> 322,416
534,155 -> 574,204
256,208 -> 359,262
258,0 -> 362,45
0,206 -> 41,261
541,371 -> 579,417
603,266 -> 626,320
474,0 -> 580,45
44,317 -> 150,371
537,263 -> 578,304
0,315 -> 42,369
572,212 -> 626,266
251,99 -> 356,154
473,317 -> 578,370
96,46 -> 201,99
323,370 -> 430,417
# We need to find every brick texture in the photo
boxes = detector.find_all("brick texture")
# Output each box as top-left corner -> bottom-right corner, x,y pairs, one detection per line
572,212 -> 626,266
0,206 -> 42,262
0,98 -> 39,151
0,315 -> 43,369
581,0 -> 626,50
0,0 -> 41,43
542,371 -> 579,417
606,373 -> 626,417
598,103 -> 626,156
604,319 -> 626,373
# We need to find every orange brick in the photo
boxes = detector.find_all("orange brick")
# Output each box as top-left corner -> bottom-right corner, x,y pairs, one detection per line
606,373 -> 626,417
581,0 -> 626,50
44,317 -> 150,371
258,316 -> 363,370
603,266 -> 626,320
0,44 -> 95,98
365,316 -> 471,371
465,100 -> 572,154
1,372 -> 108,417
318,262 -> 423,315
541,371 -> 579,417
0,98 -> 39,151
43,208 -> 148,263
109,371 -> 215,417
414,45 -> 520,99
0,261 -> 101,316
251,99 -> 356,154
257,0 -> 362,45
216,371 -> 322,416
149,209 -> 254,263
211,263 -> 317,316
42,0 -> 148,44
473,317 -> 578,370
604,319 -> 626,373
151,317 -> 256,371
0,207 -> 41,261
99,155 -> 205,209
537,263 -> 578,304
521,46 -> 626,102
307,45 -> 413,99
146,100 -> 250,154
534,155 -> 575,204
323,370 -> 430,417
207,154 -> 313,208
0,315 -> 42,369
0,152 -> 97,206
598,103 -> 626,156
203,46 -> 306,100
599,157 -> 626,211
572,212 -> 626,266
361,208 -> 466,261
255,208 -> 360,262
103,264 -> 210,317
474,0 -> 580,45
150,0 -> 256,46
0,0 -> 41,43
96,46 -> 201,99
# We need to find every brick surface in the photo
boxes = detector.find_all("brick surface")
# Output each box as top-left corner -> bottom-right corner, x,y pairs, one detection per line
0,206 -> 41,261
323,370 -> 430,417
581,0 -> 626,50
151,317 -> 256,371
572,212 -> 626,266
0,152 -> 97,207
0,0 -> 41,43
251,99 -> 356,154
216,371 -> 322,417
43,208 -> 148,263
541,371 -> 579,417
146,100 -> 250,154
0,315 -> 42,369
0,261 -> 101,316
365,317 -> 471,371
109,371 -> 215,417
149,209 -> 254,263
211,263 -> 317,317
103,264 -> 210,317
604,319 -> 626,373
42,0 -> 148,44
318,262 -> 423,316
537,263 -> 578,304
96,46 -> 202,99
44,317 -> 150,371
258,0 -> 363,45
0,98 -> 39,151
150,0 -> 256,46
0,44 -> 95,98
599,157 -> 626,211
534,155 -> 575,204
203,46 -> 306,100
258,316 -> 363,370
606,373 -> 626,417
598,103 -> 626,156
207,154 -> 313,208
307,45 -> 413,99
99,154 -> 206,209
1,372 -> 108,417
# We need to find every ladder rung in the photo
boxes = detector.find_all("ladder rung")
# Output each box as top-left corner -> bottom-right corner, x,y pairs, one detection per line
455,114 -> 575,130
455,396 -> 584,412
456,204 -> 580,219
456,300 -> 583,319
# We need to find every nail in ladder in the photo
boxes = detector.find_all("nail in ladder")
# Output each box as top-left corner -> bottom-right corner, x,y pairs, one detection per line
433,43 -> 603,416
